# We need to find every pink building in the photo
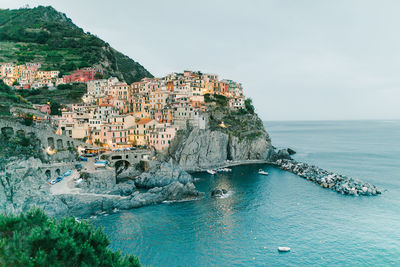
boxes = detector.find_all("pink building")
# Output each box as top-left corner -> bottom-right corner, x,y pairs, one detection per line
63,68 -> 100,83
100,124 -> 129,148
34,104 -> 51,114
148,125 -> 179,151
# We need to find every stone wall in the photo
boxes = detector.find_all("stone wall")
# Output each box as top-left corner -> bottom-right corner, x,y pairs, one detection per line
0,118 -> 84,151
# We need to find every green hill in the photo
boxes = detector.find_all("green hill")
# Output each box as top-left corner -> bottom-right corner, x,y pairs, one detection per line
0,5 -> 153,83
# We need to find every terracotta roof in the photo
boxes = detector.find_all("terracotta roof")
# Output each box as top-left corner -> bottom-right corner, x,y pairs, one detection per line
136,118 -> 152,124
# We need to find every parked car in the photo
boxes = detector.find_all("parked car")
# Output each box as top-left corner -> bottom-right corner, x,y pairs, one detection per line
56,176 -> 63,182
79,156 -> 87,162
50,180 -> 56,185
64,170 -> 72,176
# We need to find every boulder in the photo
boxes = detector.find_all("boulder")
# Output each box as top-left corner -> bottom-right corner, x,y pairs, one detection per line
277,149 -> 292,160
211,188 -> 228,197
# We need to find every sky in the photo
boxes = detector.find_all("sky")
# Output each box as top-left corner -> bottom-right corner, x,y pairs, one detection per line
1,0 -> 400,121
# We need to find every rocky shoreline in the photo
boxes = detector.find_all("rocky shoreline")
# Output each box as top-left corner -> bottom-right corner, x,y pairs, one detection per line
275,158 -> 381,196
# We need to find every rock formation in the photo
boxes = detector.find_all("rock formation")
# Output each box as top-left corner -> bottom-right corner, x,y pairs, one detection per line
169,128 -> 271,171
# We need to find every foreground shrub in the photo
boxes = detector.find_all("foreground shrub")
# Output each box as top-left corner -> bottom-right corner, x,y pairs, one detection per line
0,208 -> 140,266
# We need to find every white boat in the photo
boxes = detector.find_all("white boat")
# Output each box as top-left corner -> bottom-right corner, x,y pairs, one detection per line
207,170 -> 216,175
278,247 -> 290,252
258,169 -> 269,175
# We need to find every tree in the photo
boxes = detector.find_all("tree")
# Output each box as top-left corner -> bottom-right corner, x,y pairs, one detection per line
0,208 -> 141,266
244,98 -> 255,114
95,72 -> 104,79
50,101 -> 61,115
24,114 -> 34,126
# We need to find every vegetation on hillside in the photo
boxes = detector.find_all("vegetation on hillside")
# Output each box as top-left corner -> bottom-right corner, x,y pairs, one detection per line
0,6 -> 152,83
0,208 -> 140,266
205,94 -> 265,141
19,82 -> 87,106
0,79 -> 32,115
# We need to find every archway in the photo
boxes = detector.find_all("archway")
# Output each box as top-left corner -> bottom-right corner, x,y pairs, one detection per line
115,160 -> 131,182
48,137 -> 55,149
56,139 -> 63,149
45,170 -> 51,179
55,169 -> 61,176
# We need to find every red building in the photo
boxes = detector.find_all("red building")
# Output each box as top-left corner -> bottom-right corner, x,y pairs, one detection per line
63,68 -> 101,83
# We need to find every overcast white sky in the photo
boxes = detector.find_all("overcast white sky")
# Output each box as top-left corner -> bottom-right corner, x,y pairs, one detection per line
2,0 -> 400,120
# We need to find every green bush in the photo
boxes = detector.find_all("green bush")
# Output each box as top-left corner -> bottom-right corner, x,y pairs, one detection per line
24,115 -> 33,126
0,208 -> 141,266
214,94 -> 228,106
244,98 -> 255,114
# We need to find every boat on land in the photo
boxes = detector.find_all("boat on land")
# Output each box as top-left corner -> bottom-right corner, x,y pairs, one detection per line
207,170 -> 216,175
258,169 -> 269,175
278,247 -> 290,252
94,161 -> 108,168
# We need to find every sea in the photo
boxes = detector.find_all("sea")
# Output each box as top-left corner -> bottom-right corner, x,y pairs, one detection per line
93,120 -> 400,266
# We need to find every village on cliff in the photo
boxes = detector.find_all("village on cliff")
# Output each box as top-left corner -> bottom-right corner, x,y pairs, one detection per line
0,62 -> 247,152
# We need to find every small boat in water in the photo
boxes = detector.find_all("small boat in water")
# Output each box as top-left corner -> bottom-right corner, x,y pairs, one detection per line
278,247 -> 290,252
258,169 -> 269,175
207,170 -> 216,175
216,168 -> 232,173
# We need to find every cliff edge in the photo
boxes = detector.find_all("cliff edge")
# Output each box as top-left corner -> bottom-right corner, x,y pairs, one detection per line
168,95 -> 272,171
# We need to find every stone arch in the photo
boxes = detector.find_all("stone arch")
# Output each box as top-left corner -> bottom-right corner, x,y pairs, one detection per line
1,127 -> 14,138
66,141 -> 70,148
45,169 -> 51,179
115,160 -> 131,182
56,139 -> 63,149
126,155 -> 129,159
48,137 -> 55,149
55,169 -> 61,176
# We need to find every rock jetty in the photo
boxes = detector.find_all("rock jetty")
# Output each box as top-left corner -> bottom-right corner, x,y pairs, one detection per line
275,159 -> 381,196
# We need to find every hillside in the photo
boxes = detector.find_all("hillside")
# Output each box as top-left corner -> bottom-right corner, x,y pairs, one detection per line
0,6 -> 153,83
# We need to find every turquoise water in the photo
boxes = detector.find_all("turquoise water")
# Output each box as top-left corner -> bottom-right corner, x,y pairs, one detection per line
94,121 -> 400,266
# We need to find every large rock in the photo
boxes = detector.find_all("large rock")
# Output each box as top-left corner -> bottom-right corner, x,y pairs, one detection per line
78,169 -> 116,194
135,160 -> 193,188
211,188 -> 228,197
169,128 -> 271,171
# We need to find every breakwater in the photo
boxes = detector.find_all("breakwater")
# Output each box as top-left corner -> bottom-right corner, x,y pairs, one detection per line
275,159 -> 381,196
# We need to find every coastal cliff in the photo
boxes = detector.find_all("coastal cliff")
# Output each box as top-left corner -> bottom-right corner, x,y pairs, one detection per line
168,96 -> 272,171
169,128 -> 271,171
